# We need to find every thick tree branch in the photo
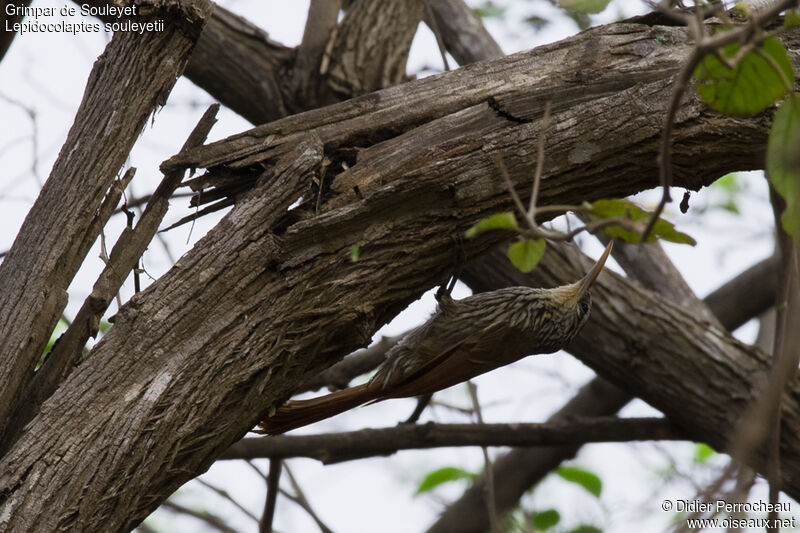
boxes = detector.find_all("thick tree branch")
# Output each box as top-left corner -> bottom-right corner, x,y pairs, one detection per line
324,0 -> 424,96
0,0 -> 212,443
77,0 -> 295,124
219,418 -> 683,464
705,252 -> 781,331
0,105 -> 219,456
424,0 -> 504,64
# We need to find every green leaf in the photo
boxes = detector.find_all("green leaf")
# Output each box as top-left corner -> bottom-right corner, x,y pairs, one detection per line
559,0 -> 612,14
714,173 -> 740,192
785,10 -> 800,28
464,212 -> 518,239
693,37 -> 794,115
415,467 -> 477,495
766,93 -> 800,238
507,239 -> 546,273
566,526 -> 603,533
44,318 -> 70,355
589,199 -> 696,245
693,443 -> 715,464
532,509 -> 561,531
557,466 -> 602,498
472,1 -> 505,19
349,244 -> 360,262
97,320 -> 112,335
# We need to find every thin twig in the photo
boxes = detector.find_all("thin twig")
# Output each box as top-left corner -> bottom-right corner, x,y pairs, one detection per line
496,153 -> 644,243
261,459 -> 282,533
528,101 -> 552,218
645,46 -> 701,243
425,0 -> 451,71
496,153 -> 536,234
160,499 -> 240,533
195,478 -> 259,524
467,381 -> 500,533
245,460 -> 268,480
283,465 -> 335,533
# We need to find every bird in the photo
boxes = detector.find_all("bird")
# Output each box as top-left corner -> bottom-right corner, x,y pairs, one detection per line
257,240 -> 614,435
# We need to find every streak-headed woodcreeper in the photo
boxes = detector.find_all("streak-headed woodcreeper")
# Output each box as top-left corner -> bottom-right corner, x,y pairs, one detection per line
258,241 -> 614,435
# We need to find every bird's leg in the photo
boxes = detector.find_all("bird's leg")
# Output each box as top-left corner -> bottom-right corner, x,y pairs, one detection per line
403,393 -> 433,424
436,237 -> 465,301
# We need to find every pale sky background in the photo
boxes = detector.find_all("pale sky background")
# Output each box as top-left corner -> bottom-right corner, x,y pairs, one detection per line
0,1 -> 788,532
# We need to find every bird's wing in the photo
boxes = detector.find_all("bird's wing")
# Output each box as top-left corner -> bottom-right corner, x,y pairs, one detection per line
384,321 -> 520,398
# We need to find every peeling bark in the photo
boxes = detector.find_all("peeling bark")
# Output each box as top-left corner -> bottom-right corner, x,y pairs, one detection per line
0,0 -> 212,444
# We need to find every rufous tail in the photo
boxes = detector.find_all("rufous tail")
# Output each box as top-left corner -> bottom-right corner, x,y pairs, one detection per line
257,383 -> 376,435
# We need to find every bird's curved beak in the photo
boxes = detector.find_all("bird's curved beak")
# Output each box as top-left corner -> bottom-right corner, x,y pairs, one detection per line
577,240 -> 614,299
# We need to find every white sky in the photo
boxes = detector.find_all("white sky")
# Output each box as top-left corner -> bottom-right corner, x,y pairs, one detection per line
0,1 -> 787,532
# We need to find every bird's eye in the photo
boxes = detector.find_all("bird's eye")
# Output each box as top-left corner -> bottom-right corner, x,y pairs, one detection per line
579,301 -> 590,316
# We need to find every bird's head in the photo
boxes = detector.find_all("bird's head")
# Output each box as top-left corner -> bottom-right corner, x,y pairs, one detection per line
546,239 -> 613,330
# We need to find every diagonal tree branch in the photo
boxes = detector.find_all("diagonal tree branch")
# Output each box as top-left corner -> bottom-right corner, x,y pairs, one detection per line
424,0 -> 504,64
0,105 -> 220,456
0,0 -> 213,442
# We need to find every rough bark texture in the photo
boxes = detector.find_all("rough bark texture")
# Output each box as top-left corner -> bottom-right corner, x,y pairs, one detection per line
76,0 -> 295,124
1,15 -> 798,531
325,0 -> 424,96
165,21 -> 790,215
0,107 -> 220,457
0,0 -> 212,443
78,0 -> 426,125
425,0 -> 504,64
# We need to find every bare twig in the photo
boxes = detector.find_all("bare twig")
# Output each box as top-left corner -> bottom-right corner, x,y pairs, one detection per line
764,188 -> 800,531
496,153 -> 646,243
261,459 -> 282,533
425,0 -> 451,71
646,46 -> 701,243
467,381 -> 499,533
283,464 -> 335,533
528,101 -> 551,218
160,499 -> 240,533
195,477 -> 259,524
246,460 -> 268,481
